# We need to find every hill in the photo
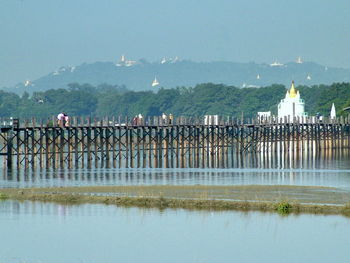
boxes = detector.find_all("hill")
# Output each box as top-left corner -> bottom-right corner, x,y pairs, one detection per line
5,58 -> 350,94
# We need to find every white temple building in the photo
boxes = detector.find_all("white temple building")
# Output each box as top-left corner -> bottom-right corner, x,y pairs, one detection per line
116,55 -> 138,67
278,81 -> 307,120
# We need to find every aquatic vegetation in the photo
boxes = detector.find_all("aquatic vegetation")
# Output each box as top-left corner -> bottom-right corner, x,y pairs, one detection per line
342,203 -> 350,216
0,185 -> 349,216
0,192 -> 8,200
276,201 -> 292,215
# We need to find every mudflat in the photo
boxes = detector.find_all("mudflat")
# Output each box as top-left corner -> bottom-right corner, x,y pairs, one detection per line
1,185 -> 350,216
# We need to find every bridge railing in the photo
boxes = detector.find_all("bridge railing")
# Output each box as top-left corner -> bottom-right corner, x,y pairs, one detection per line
0,117 -> 19,128
1,114 -> 350,129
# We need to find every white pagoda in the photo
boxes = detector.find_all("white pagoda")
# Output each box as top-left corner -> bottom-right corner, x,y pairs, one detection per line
151,76 -> 159,87
330,103 -> 336,119
278,81 -> 307,120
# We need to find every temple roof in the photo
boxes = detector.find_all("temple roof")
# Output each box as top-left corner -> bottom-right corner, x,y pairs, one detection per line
289,81 -> 297,98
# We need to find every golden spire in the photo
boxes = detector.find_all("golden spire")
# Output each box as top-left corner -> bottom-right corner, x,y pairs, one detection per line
289,81 -> 297,98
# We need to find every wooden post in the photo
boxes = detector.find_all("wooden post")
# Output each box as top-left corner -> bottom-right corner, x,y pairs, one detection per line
92,119 -> 98,167
136,127 -> 141,168
44,127 -> 50,167
170,126 -> 174,168
188,126 -> 192,168
67,127 -> 72,168
158,127 -> 163,168
125,126 -> 129,168
16,128 -> 21,168
118,127 -> 122,168
196,126 -> 201,168
148,127 -> 152,168
59,128 -> 64,168
24,127 -> 29,168
175,126 -> 180,168
39,121 -> 44,168
206,125 -> 210,167
74,126 -> 79,167
129,127 -> 134,168
112,127 -> 117,168
220,126 -> 225,167
154,127 -> 158,168
52,128 -> 57,168
164,127 -> 169,168
180,126 -> 185,168
211,126 -> 215,168
142,127 -> 147,168
99,126 -> 104,166
201,126 -> 205,168
105,127 -> 110,163
88,121 -> 94,167
6,129 -> 13,169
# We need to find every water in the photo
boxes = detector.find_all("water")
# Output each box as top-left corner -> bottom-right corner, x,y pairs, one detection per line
0,200 -> 349,263
1,151 -> 350,262
1,150 -> 350,189
2,167 -> 350,190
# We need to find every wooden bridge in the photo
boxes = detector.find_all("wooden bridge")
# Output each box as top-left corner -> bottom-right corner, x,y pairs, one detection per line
1,116 -> 350,169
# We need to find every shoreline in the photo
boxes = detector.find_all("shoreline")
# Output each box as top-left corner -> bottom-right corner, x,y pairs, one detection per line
1,185 -> 350,216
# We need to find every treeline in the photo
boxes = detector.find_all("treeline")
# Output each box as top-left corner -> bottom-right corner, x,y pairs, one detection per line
0,82 -> 349,118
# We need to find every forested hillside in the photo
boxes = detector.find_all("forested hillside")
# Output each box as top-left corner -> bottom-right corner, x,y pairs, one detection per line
1,82 -> 349,119
5,60 -> 350,94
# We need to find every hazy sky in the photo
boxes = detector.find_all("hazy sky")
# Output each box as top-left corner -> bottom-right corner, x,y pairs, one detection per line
1,0 -> 349,87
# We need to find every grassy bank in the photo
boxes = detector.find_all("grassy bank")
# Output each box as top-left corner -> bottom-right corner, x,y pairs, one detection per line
1,185 -> 350,216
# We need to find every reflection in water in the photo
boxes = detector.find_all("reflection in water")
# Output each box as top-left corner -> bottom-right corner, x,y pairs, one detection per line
2,143 -> 350,170
1,149 -> 350,189
0,200 -> 117,218
0,200 -> 349,263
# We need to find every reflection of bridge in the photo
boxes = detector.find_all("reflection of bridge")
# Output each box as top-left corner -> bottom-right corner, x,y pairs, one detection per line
1,116 -> 350,169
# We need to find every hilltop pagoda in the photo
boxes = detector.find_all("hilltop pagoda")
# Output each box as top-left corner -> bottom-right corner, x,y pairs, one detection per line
278,81 -> 307,120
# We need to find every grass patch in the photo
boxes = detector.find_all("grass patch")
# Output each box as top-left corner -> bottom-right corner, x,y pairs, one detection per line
0,185 -> 349,217
276,201 -> 292,215
342,203 -> 350,216
0,192 -> 8,200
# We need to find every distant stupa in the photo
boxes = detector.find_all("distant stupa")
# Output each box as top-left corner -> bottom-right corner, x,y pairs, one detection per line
152,76 -> 159,87
330,103 -> 336,119
24,80 -> 31,87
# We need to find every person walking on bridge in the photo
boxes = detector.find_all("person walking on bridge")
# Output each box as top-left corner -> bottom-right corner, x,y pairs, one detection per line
57,112 -> 65,127
57,112 -> 69,127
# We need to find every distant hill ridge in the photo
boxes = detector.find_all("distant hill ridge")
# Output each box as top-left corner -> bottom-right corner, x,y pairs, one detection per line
6,58 -> 350,94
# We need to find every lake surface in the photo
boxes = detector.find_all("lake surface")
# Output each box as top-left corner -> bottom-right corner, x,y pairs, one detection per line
0,200 -> 349,263
1,150 -> 350,262
1,150 -> 350,189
